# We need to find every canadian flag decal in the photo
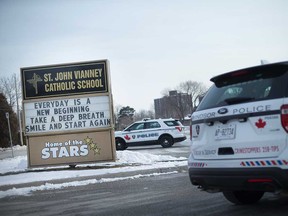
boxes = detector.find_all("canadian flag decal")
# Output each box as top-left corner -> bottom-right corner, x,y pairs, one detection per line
255,118 -> 266,129
124,135 -> 131,140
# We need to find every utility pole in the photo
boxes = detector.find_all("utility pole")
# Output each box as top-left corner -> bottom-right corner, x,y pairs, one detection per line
14,74 -> 24,146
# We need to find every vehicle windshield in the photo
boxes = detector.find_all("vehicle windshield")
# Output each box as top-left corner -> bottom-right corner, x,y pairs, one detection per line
197,66 -> 288,111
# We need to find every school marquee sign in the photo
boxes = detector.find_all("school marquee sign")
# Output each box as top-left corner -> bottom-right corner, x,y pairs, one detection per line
24,96 -> 111,134
21,60 -> 116,167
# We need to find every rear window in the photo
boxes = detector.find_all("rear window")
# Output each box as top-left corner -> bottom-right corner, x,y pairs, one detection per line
197,64 -> 288,111
164,120 -> 181,127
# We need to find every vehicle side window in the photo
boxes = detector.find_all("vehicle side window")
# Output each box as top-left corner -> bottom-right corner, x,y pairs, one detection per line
145,122 -> 161,129
125,123 -> 145,131
164,121 -> 180,127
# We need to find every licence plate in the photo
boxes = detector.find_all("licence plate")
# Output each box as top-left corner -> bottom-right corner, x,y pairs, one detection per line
215,124 -> 236,140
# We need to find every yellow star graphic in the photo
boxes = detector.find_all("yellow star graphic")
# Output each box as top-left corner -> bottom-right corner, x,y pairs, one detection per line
83,136 -> 101,155
94,147 -> 101,154
84,137 -> 92,144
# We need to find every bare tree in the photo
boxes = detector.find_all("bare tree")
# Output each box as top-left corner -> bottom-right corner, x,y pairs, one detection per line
160,87 -> 172,96
134,108 -> 155,121
157,81 -> 207,120
164,91 -> 192,120
177,81 -> 207,109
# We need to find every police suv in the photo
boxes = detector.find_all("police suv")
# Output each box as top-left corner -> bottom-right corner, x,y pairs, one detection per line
115,118 -> 186,150
188,61 -> 288,204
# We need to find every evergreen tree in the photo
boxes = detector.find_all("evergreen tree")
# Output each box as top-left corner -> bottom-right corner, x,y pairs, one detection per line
118,106 -> 135,118
116,106 -> 135,130
0,93 -> 18,148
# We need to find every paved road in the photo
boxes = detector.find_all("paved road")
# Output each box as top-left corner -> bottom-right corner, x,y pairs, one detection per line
1,168 -> 288,216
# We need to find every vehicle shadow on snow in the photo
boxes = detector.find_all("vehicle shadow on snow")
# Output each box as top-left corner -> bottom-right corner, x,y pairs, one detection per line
128,146 -> 169,151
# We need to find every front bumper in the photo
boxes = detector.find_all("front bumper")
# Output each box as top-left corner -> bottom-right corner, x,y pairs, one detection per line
189,167 -> 288,192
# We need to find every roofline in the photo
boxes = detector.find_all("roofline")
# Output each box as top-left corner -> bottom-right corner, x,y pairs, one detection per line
134,118 -> 177,123
210,61 -> 288,83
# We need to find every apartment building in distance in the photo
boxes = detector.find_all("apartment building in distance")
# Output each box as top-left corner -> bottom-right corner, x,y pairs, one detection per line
154,90 -> 192,121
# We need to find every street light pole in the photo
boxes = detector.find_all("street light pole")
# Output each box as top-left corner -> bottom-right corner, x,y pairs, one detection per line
6,112 -> 14,158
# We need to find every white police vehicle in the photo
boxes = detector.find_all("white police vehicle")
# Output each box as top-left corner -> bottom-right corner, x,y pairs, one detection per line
115,118 -> 186,150
188,61 -> 288,204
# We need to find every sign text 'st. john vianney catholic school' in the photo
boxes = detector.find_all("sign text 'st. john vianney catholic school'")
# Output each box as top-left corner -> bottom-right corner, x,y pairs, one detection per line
21,61 -> 108,99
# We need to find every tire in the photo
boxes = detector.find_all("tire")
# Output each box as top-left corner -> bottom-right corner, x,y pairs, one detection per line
223,191 -> 264,205
115,138 -> 127,150
159,135 -> 174,148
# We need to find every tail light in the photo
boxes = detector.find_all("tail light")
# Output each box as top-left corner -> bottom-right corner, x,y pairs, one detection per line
175,126 -> 182,132
281,105 -> 288,133
247,178 -> 273,183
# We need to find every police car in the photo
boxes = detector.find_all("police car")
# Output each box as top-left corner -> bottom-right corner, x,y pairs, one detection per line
115,118 -> 186,150
188,61 -> 288,204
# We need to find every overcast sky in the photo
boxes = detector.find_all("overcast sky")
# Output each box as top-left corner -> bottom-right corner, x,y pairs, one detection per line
1,0 -> 287,111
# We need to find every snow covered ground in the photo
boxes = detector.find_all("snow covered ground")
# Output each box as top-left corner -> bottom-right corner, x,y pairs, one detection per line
0,145 -> 188,198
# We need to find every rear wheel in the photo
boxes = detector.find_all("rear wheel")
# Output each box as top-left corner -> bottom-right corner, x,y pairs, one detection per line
159,135 -> 174,148
223,191 -> 264,205
115,138 -> 127,150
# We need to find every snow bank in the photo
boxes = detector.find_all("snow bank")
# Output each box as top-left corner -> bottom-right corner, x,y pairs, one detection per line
116,150 -> 185,164
0,150 -> 186,174
0,156 -> 27,174
0,148 -> 187,198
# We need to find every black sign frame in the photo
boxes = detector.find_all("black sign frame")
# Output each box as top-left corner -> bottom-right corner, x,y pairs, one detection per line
21,60 -> 108,100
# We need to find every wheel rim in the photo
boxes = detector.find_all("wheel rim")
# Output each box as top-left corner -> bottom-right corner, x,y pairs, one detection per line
163,139 -> 169,144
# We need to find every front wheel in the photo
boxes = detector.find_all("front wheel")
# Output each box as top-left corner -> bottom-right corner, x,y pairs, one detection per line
159,135 -> 174,148
223,191 -> 264,205
115,138 -> 127,151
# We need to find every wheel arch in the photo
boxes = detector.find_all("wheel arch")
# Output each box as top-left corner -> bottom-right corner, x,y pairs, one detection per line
115,137 -> 126,143
115,137 -> 128,151
158,133 -> 174,142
